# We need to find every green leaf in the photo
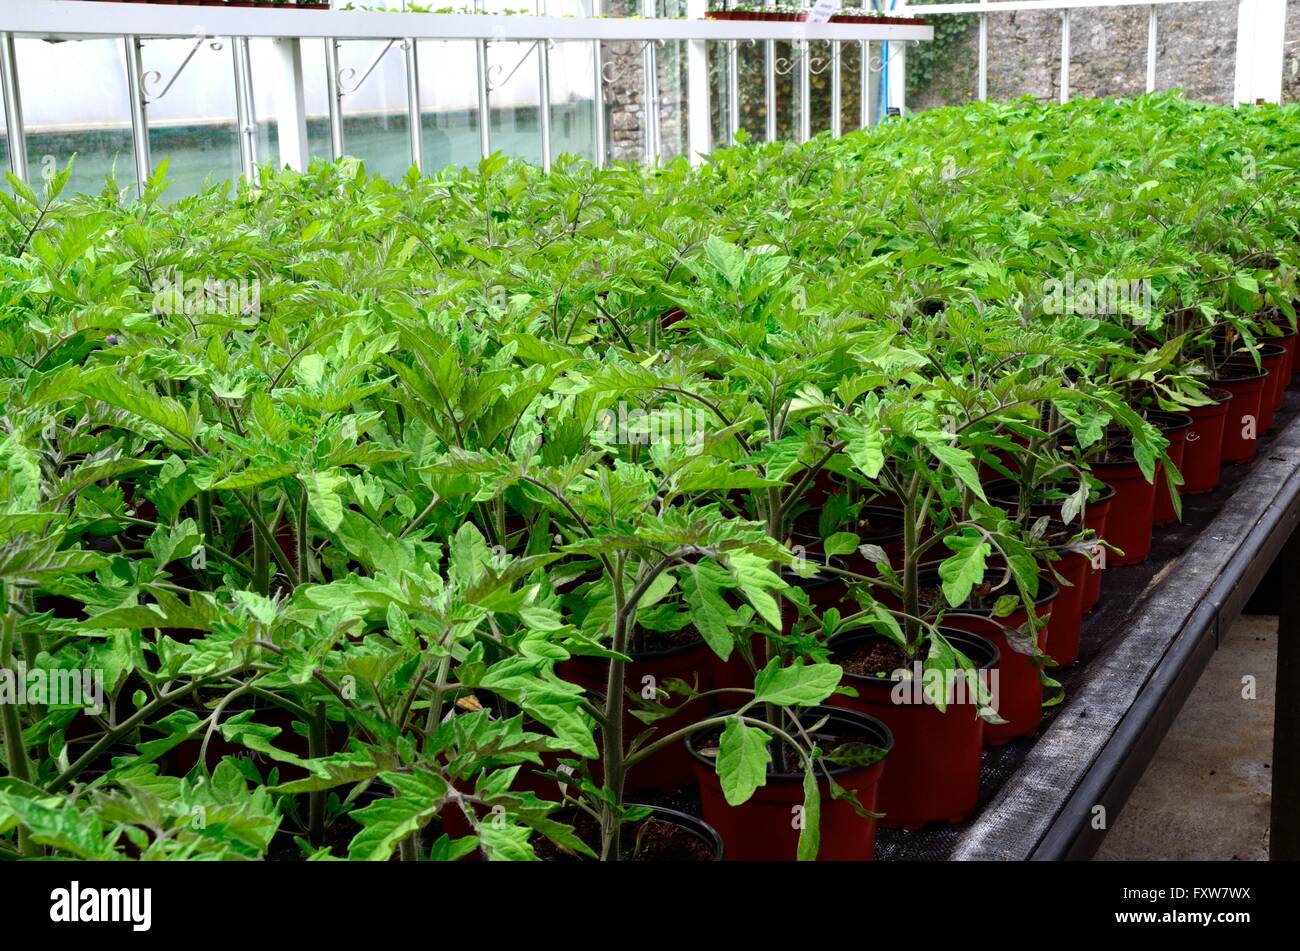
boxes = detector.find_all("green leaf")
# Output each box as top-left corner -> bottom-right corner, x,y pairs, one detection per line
346,770 -> 448,861
683,559 -> 735,661
716,718 -> 772,806
840,418 -> 885,478
796,765 -> 821,861
306,469 -> 347,533
938,531 -> 990,607
927,443 -> 988,502
823,531 -> 860,557
724,549 -> 784,631
77,371 -> 197,444
753,659 -> 843,706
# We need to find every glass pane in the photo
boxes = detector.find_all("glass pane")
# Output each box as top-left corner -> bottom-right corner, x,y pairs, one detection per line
737,37 -> 767,141
708,40 -> 729,147
300,39 -> 335,164
417,40 -> 483,172
840,40 -> 863,133
657,38 -> 689,160
773,38 -> 795,139
139,38 -> 241,199
809,40 -> 833,137
545,0 -> 599,163
337,39 -> 412,180
481,0 -> 543,164
247,38 -> 296,171
601,31 -> 645,162
17,37 -> 135,197
906,6 -> 978,112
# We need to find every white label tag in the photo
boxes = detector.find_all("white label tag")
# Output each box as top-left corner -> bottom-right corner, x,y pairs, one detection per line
806,0 -> 842,23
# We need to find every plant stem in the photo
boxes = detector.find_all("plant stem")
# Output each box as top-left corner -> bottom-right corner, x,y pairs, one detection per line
308,701 -> 327,847
1,588 -> 37,857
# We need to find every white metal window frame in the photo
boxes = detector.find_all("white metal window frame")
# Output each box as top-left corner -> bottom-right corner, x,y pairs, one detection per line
0,0 -> 932,187
1,0 -> 1292,191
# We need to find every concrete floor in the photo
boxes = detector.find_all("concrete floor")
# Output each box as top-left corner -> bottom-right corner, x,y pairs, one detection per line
1096,615 -> 1277,861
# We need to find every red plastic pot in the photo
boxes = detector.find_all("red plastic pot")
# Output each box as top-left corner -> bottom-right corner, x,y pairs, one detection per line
920,570 -> 1057,744
1214,364 -> 1268,464
1271,327 -> 1296,385
1180,389 -> 1232,495
689,706 -> 893,860
983,477 -> 1113,613
1149,411 -> 1193,526
561,636 -> 713,792
829,628 -> 998,827
1227,343 -> 1286,432
1088,447 -> 1157,566
1041,539 -> 1089,668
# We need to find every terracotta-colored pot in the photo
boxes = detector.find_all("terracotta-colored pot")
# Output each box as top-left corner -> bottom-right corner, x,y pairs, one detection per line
983,477 -> 1113,612
1214,363 -> 1269,464
1180,389 -> 1233,495
1088,447 -> 1157,566
689,706 -> 892,860
1270,327 -> 1296,386
919,569 -> 1058,744
829,628 -> 998,827
1227,343 -> 1287,432
1040,529 -> 1090,668
1148,411 -> 1193,526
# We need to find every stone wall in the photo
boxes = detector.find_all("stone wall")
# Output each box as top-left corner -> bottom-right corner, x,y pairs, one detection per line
912,2 -> 1300,111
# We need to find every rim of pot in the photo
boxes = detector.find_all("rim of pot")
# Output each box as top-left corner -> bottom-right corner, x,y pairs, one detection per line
790,503 -> 907,545
685,704 -> 894,781
916,565 -> 1061,612
983,476 -> 1117,509
1223,341 -> 1288,360
569,627 -> 710,663
1143,410 -> 1194,433
626,802 -> 726,862
831,626 -> 1002,686
1212,362 -> 1270,383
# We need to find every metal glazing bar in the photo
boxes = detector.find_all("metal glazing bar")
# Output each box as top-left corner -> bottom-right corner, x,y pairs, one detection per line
978,11 -> 988,101
124,35 -> 151,193
766,0 -> 777,142
538,37 -> 552,171
830,40 -> 841,137
325,37 -> 344,159
859,39 -> 868,129
271,38 -> 309,172
728,39 -> 740,143
405,37 -> 423,173
0,32 -> 27,182
642,0 -> 658,163
592,0 -> 605,168
1146,5 -> 1157,93
1060,7 -> 1071,104
475,0 -> 491,159
231,35 -> 257,184
798,41 -> 811,141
